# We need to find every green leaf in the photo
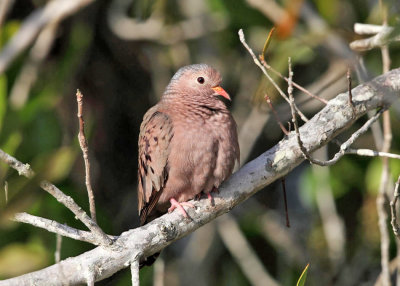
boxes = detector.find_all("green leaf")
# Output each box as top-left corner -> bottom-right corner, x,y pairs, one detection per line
297,263 -> 309,286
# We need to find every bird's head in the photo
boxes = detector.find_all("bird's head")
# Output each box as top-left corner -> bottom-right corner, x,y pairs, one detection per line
164,64 -> 231,103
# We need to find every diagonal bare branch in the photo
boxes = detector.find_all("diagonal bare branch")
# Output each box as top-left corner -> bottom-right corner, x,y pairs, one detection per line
0,149 -> 112,246
1,66 -> 399,286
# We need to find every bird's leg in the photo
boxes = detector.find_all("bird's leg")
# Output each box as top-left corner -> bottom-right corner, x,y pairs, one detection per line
206,187 -> 219,206
168,198 -> 195,218
207,193 -> 214,206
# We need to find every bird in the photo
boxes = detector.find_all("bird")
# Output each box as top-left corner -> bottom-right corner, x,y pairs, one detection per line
137,64 -> 240,226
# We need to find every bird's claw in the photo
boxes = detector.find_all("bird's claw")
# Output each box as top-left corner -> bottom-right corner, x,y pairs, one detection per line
168,198 -> 195,218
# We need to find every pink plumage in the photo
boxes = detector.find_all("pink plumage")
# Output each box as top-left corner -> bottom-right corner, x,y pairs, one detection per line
138,64 -> 239,225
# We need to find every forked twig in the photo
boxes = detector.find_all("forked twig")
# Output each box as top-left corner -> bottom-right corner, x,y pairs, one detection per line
40,180 -> 112,245
13,212 -> 115,245
1,147 -> 112,246
260,59 -> 328,105
238,29 -> 309,123
288,56 -> 385,166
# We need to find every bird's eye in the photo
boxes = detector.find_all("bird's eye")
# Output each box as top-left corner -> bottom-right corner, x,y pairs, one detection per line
197,77 -> 205,84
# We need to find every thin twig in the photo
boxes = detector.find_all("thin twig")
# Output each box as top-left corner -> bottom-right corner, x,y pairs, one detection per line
376,4 -> 392,285
288,53 -> 384,166
345,148 -> 400,159
265,94 -> 289,135
281,178 -> 290,227
238,28 -> 309,122
55,233 -> 62,263
40,181 -> 112,246
1,67 -> 400,285
350,23 -> 400,51
13,212 -> 115,245
4,181 -> 8,204
0,149 -> 34,178
347,68 -> 356,117
76,90 -> 97,222
354,23 -> 387,34
377,171 -> 391,286
131,259 -> 140,286
261,59 -> 328,105
1,147 -> 112,246
390,176 -> 400,237
290,96 -> 385,166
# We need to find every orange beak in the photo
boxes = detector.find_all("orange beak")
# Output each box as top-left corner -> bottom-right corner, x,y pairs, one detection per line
212,86 -> 231,101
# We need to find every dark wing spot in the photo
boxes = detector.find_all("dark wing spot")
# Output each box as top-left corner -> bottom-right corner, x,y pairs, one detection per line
140,159 -> 148,175
144,138 -> 150,151
150,167 -> 154,174
154,137 -> 158,142
145,154 -> 152,162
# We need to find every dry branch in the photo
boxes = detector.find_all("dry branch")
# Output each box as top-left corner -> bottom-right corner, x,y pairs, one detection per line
390,176 -> 400,237
12,212 -> 115,245
238,29 -> 309,123
1,67 -> 399,285
0,149 -> 34,178
76,90 -> 97,222
39,181 -> 112,246
350,23 -> 400,51
55,234 -> 62,263
0,149 -> 112,246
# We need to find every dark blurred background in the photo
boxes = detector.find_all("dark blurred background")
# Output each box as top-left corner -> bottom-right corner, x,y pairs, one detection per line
1,0 -> 400,285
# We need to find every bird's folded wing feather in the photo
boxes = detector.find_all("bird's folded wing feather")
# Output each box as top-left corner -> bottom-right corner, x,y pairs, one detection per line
138,108 -> 173,225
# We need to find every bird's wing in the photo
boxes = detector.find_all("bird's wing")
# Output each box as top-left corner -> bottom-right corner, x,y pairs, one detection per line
138,107 -> 173,225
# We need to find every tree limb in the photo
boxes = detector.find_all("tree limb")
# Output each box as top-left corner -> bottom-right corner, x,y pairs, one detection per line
1,67 -> 399,285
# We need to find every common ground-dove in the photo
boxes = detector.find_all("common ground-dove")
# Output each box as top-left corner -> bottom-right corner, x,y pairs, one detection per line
138,64 -> 239,226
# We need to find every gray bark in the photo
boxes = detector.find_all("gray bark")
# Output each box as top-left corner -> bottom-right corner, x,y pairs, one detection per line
1,68 -> 399,285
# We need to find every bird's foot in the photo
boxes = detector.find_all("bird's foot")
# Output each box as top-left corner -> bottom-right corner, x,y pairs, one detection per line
168,198 -> 195,218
